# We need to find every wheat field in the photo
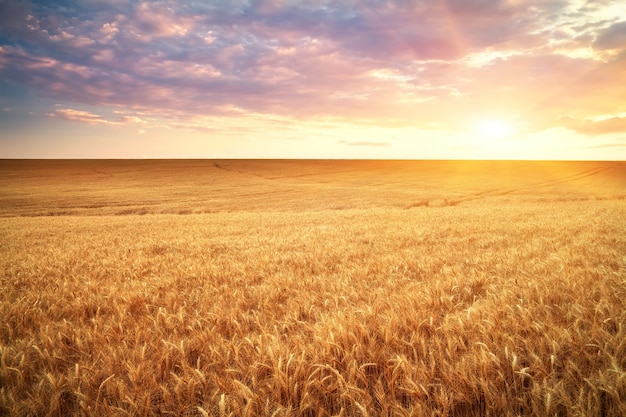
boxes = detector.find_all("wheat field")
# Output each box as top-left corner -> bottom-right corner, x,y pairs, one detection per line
1,160 -> 625,416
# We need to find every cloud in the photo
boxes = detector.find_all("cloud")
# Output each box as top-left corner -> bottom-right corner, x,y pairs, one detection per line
594,20 -> 626,50
47,108 -> 116,125
1,0 -> 625,134
562,116 -> 626,135
47,107 -> 150,127
119,115 -> 148,124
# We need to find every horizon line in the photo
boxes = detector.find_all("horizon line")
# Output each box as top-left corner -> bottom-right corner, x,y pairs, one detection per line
1,158 -> 625,163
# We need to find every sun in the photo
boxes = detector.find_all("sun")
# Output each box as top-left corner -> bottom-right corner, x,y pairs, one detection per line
475,119 -> 514,139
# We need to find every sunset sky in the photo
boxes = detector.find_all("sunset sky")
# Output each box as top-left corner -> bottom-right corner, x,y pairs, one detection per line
1,0 -> 625,159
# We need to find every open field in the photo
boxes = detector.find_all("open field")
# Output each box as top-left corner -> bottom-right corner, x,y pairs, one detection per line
1,160 -> 625,216
1,160 -> 625,416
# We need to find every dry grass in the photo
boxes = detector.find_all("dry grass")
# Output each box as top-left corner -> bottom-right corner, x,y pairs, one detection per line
1,160 -> 625,416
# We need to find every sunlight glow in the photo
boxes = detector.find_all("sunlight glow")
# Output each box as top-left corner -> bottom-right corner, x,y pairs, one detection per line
475,120 -> 514,139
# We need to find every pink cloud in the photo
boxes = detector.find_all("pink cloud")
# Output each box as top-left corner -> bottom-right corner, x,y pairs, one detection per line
46,108 -> 152,128
48,108 -> 115,125
124,1 -> 197,40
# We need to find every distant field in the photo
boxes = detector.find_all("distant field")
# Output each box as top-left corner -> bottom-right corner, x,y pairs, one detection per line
1,160 -> 625,416
1,159 -> 625,216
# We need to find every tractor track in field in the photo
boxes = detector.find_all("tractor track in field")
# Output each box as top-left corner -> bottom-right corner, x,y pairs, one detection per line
407,165 -> 621,208
464,165 -> 616,203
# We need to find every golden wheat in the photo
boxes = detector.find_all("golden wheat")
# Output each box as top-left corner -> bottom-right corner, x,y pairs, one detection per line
1,160 -> 625,416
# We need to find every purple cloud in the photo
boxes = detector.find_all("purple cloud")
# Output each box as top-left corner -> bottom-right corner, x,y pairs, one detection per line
594,20 -> 626,49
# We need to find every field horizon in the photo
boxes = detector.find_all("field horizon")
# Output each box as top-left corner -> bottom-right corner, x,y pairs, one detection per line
1,159 -> 625,416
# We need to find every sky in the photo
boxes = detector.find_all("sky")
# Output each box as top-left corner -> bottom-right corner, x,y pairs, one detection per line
1,0 -> 625,159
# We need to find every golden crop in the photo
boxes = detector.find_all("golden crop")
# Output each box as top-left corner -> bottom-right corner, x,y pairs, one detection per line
1,160 -> 625,416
